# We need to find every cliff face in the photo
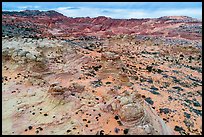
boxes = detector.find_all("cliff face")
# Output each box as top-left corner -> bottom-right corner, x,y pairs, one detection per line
2,10 -> 202,40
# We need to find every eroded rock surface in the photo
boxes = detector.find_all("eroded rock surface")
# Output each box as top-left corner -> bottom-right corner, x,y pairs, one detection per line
2,10 -> 202,135
2,37 -> 177,135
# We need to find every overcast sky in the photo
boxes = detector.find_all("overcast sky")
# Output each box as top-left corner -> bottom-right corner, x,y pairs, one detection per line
2,2 -> 202,19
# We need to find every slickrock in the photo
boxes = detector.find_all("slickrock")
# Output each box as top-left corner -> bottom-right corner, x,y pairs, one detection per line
2,10 -> 202,135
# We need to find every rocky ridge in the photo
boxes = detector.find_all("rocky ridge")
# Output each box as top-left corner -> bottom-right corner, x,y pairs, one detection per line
2,10 -> 202,42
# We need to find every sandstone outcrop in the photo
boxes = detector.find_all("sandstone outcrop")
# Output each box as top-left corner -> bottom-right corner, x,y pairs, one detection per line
2,10 -> 202,135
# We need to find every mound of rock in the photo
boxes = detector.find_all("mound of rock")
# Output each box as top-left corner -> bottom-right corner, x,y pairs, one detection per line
100,91 -> 173,135
101,51 -> 120,61
48,82 -> 68,95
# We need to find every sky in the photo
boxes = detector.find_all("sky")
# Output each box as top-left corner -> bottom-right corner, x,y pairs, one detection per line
2,2 -> 202,19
